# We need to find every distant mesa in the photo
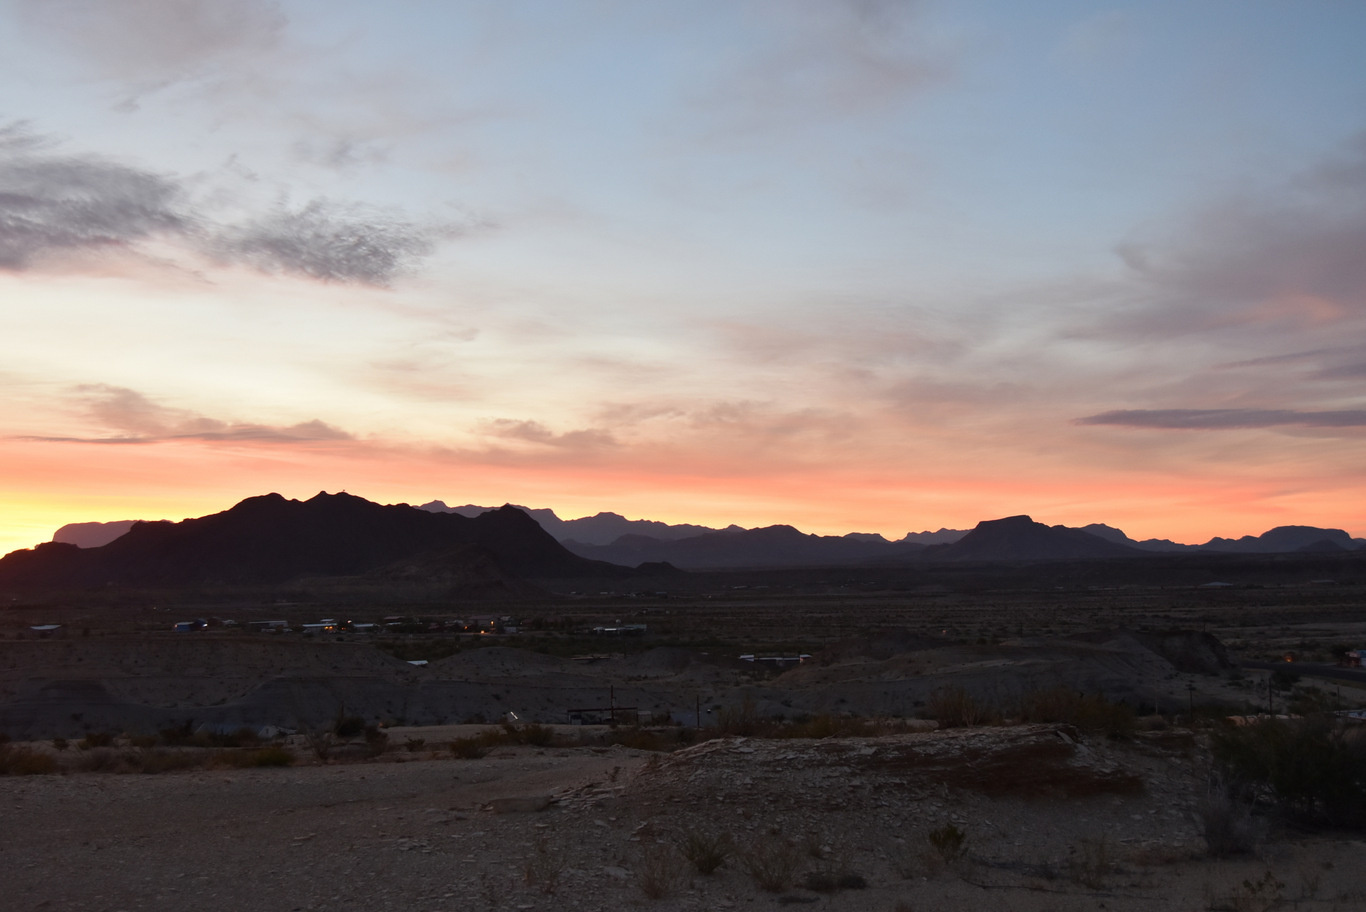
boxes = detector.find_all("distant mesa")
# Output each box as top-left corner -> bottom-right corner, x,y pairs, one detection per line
1200,525 -> 1361,554
53,520 -> 138,549
926,515 -> 1142,562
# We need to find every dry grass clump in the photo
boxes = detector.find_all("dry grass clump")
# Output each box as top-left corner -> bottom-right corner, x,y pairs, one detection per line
522,836 -> 566,895
1017,687 -> 1135,739
449,736 -> 490,759
926,687 -> 995,728
1199,775 -> 1266,856
677,828 -> 733,874
636,845 -> 688,899
0,744 -> 59,775
738,835 -> 801,892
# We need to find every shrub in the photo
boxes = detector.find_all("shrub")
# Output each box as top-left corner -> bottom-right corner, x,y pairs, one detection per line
677,828 -> 732,874
79,731 -> 114,750
221,746 -> 294,768
519,724 -> 556,747
636,845 -> 687,899
364,726 -> 389,758
738,836 -> 800,892
0,745 -> 59,775
1017,687 -> 1135,740
333,715 -> 366,738
450,737 -> 489,759
1199,776 -> 1266,856
1210,716 -> 1366,827
716,696 -> 763,736
926,688 -> 991,728
926,824 -> 968,865
522,837 -> 565,894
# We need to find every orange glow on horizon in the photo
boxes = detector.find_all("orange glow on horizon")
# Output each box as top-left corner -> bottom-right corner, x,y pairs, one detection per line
2,436 -> 1362,559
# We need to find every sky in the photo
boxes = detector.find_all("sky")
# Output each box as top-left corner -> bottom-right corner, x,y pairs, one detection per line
1,0 -> 1364,556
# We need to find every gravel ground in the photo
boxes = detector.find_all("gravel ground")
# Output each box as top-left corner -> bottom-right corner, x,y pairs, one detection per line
4,726 -> 1366,912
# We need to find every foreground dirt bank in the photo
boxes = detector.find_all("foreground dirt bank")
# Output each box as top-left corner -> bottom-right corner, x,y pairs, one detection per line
4,726 -> 1365,912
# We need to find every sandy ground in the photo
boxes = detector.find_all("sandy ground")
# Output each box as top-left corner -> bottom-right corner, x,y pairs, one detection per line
5,726 -> 1366,912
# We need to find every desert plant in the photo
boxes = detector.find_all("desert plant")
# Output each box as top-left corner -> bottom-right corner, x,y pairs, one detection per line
78,731 -> 114,750
677,828 -> 732,874
522,837 -> 565,894
1018,687 -> 1135,739
333,714 -> 366,738
738,836 -> 800,892
926,687 -> 991,728
1210,716 -> 1366,826
403,736 -> 425,753
716,695 -> 763,736
0,744 -> 59,775
305,729 -> 334,762
636,845 -> 687,899
450,736 -> 489,759
926,824 -> 968,865
1199,775 -> 1266,856
363,726 -> 389,758
51,737 -> 68,751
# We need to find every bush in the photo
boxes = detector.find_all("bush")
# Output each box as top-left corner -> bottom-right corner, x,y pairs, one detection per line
716,696 -> 763,736
1199,775 -> 1266,856
926,824 -> 968,865
79,731 -> 114,750
738,836 -> 800,892
0,745 -> 59,775
450,736 -> 489,759
636,845 -> 687,899
926,688 -> 992,728
677,828 -> 732,874
1210,716 -> 1366,827
1017,687 -> 1134,740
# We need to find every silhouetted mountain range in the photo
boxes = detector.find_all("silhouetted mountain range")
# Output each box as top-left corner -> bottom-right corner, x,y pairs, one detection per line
5,492 -> 622,589
36,496 -> 1365,574
419,501 -> 736,545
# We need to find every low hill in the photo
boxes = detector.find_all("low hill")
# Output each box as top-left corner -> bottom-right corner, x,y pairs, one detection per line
0,492 -> 625,589
927,515 -> 1142,562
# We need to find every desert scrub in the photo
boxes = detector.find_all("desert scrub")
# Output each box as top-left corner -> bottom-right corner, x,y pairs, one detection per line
1017,687 -> 1135,739
636,845 -> 688,899
449,736 -> 489,759
522,836 -> 565,894
926,824 -> 969,869
1210,715 -> 1366,827
926,687 -> 993,728
1199,775 -> 1266,856
0,744 -> 59,775
677,828 -> 732,874
738,835 -> 800,892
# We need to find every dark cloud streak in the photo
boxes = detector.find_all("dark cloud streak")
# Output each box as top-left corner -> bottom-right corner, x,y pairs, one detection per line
0,122 -> 447,285
14,385 -> 355,445
1076,408 -> 1366,430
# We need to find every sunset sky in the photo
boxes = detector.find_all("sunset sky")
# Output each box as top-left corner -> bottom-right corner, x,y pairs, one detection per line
2,0 -> 1364,556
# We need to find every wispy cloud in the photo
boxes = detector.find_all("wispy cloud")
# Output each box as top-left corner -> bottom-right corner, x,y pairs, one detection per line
1115,134 -> 1366,335
12,0 -> 286,93
0,123 -> 449,285
17,385 -> 353,444
688,0 -> 946,137
0,123 -> 186,269
1075,408 -> 1366,430
210,200 -> 440,286
480,419 -> 617,450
